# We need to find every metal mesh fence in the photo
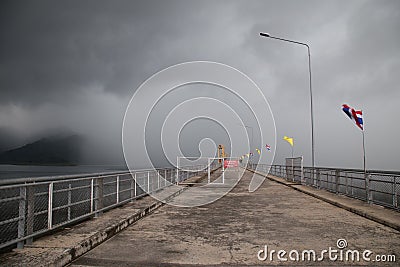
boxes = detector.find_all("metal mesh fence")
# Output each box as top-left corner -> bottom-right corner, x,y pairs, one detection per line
248,164 -> 399,211
0,165 -> 212,250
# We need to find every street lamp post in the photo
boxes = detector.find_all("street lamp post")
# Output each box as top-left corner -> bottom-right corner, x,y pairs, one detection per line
245,125 -> 254,165
259,32 -> 315,169
237,124 -> 254,164
244,125 -> 254,159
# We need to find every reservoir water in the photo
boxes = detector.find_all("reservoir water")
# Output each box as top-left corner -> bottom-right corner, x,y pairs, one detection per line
0,164 -> 128,180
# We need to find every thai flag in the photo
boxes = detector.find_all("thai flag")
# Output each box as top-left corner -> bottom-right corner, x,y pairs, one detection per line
342,104 -> 363,130
265,144 -> 271,151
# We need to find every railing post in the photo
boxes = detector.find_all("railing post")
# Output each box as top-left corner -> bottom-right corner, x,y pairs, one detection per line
17,186 -> 26,249
394,176 -> 398,209
25,186 -> 34,245
316,169 -> 320,189
90,179 -> 94,213
147,172 -> 150,193
48,182 -> 53,229
68,183 -> 72,220
130,173 -> 136,201
95,177 -> 104,217
222,158 -> 225,183
208,158 -> 211,183
176,159 -> 179,184
351,176 -> 354,196
116,175 -> 120,204
365,173 -> 371,203
310,169 -> 314,186
134,173 -> 137,197
157,171 -> 160,190
164,169 -> 167,187
335,170 -> 340,194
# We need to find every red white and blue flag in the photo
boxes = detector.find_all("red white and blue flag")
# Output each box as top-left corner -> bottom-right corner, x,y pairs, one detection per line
265,144 -> 271,151
342,104 -> 363,130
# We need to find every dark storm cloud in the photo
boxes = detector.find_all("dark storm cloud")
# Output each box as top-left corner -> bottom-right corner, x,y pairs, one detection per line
311,0 -> 400,100
0,0 -> 189,105
0,0 -> 399,169
0,0 -> 246,106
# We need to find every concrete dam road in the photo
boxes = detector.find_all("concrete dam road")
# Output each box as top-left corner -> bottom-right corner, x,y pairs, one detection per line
70,170 -> 400,266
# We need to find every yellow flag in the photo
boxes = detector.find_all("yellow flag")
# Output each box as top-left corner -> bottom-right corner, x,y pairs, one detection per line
256,148 -> 261,155
283,136 -> 294,146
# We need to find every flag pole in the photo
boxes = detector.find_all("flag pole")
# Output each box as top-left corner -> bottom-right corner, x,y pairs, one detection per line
362,111 -> 366,175
362,111 -> 369,202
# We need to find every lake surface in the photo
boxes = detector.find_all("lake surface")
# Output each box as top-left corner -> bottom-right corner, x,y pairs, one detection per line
0,164 -> 128,180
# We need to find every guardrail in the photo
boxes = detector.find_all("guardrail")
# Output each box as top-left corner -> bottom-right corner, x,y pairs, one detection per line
0,164 -> 214,250
248,164 -> 399,211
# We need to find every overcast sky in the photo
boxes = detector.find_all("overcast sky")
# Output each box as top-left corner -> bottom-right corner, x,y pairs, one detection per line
1,0 -> 399,170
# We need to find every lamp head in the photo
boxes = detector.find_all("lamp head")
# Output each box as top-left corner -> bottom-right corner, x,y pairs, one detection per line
259,32 -> 271,37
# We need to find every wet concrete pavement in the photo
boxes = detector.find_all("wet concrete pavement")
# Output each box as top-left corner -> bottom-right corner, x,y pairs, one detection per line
70,170 -> 400,266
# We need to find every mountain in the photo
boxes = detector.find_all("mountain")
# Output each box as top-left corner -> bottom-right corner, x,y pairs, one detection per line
0,135 -> 83,165
0,128 -> 21,153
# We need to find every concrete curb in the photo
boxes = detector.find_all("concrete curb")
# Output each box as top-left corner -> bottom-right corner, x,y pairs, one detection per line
52,170 -> 215,267
248,168 -> 400,232
53,187 -> 185,267
289,185 -> 400,232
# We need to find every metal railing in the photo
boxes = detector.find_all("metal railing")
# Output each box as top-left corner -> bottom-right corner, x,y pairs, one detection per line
0,164 -> 214,250
248,164 -> 399,211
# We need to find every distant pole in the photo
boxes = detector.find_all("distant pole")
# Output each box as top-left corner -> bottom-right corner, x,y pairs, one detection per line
245,125 -> 254,154
176,156 -> 179,184
362,122 -> 366,175
239,124 -> 253,163
291,145 -> 294,158
259,32 -> 315,168
362,112 -> 368,202
249,126 -> 253,164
